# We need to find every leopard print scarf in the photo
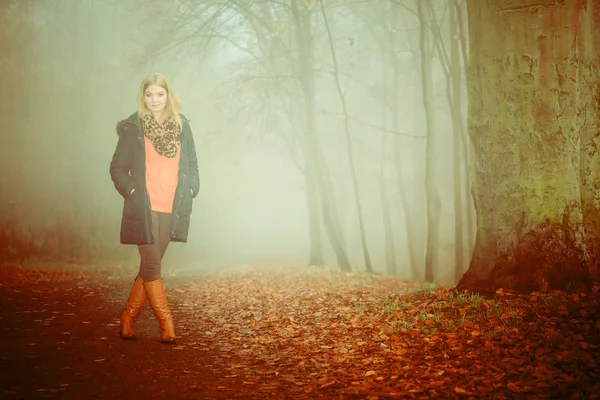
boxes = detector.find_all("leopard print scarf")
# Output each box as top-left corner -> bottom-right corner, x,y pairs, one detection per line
142,113 -> 181,158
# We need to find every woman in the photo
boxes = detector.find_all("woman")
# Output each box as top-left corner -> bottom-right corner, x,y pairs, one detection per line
109,73 -> 200,344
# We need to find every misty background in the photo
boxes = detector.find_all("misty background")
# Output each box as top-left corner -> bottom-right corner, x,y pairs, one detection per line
0,0 -> 472,286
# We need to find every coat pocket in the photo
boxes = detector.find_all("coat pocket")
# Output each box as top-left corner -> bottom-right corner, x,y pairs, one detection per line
123,189 -> 143,219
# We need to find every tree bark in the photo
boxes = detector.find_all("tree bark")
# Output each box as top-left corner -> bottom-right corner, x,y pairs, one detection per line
457,0 -> 600,293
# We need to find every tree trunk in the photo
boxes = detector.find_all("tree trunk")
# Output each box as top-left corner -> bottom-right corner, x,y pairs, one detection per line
457,0 -> 600,293
381,45 -> 397,277
285,105 -> 325,267
417,0 -> 440,283
450,1 -> 466,283
305,158 -> 326,266
391,5 -> 421,279
230,1 -> 327,268
319,0 -> 373,273
287,101 -> 325,267
291,2 -> 351,271
426,0 -> 470,283
452,0 -> 476,253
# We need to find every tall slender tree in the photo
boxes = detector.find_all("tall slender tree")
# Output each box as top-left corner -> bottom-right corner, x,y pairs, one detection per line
417,0 -> 441,283
318,0 -> 373,273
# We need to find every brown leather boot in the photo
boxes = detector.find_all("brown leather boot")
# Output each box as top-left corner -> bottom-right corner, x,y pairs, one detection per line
120,276 -> 147,340
143,279 -> 176,344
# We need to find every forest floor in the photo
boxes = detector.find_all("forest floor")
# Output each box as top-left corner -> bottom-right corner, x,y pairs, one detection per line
0,263 -> 599,400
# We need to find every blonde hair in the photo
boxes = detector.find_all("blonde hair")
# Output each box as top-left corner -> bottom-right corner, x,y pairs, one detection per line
137,73 -> 183,129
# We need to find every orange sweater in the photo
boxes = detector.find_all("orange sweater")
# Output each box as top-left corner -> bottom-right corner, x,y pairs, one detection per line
144,136 -> 180,213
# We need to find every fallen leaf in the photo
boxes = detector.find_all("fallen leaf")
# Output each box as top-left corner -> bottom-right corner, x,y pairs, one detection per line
507,382 -> 525,392
318,380 -> 336,389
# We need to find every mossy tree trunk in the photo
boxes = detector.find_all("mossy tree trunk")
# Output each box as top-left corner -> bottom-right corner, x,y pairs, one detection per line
458,0 -> 600,293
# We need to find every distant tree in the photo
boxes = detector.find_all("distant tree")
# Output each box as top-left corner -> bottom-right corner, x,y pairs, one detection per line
422,0 -> 472,282
318,0 -> 374,273
416,0 -> 441,282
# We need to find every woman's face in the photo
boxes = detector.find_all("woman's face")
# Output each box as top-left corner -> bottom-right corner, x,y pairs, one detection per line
144,84 -> 167,116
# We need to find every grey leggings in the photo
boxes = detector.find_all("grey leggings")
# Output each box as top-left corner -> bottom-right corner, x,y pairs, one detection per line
138,211 -> 172,282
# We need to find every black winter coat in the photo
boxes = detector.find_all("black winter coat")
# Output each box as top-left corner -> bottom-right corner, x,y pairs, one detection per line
109,112 -> 200,245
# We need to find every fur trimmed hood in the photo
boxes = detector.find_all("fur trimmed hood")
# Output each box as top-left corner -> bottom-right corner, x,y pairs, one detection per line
115,113 -> 142,137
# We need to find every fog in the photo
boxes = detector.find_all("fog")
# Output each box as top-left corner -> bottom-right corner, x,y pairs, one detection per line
0,0 -> 473,285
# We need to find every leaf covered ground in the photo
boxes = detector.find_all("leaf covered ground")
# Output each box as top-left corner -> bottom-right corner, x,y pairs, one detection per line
0,264 -> 599,399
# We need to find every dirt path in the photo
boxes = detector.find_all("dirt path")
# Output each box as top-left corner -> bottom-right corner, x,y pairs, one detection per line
1,265 -> 599,399
0,267 -> 300,400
